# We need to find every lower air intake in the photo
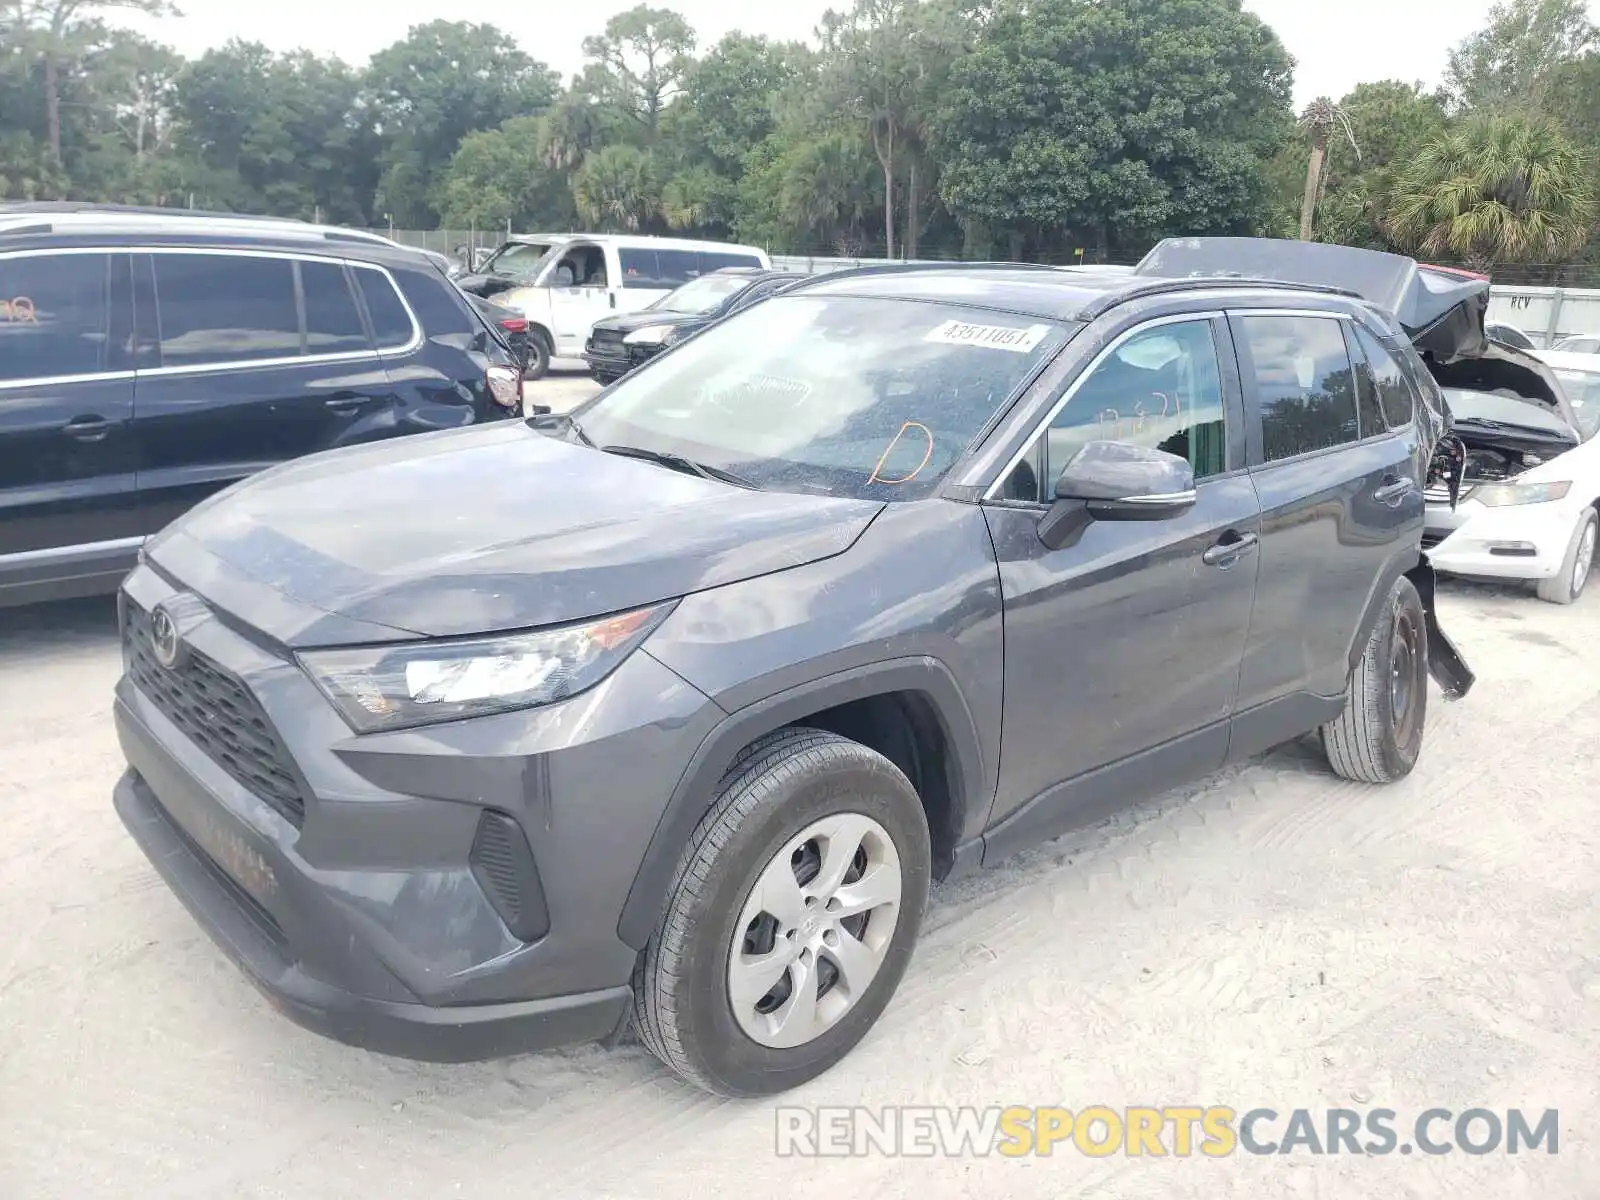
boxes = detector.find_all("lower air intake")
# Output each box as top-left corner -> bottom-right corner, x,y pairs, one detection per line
469,810 -> 550,942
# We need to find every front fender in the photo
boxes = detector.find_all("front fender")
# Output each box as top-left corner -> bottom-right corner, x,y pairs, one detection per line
615,655 -> 985,950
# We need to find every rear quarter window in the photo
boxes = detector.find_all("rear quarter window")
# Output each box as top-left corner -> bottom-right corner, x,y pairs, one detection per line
700,251 -> 763,273
359,265 -> 434,346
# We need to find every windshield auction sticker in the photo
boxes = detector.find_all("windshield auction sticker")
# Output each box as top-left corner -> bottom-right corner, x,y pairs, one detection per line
924,320 -> 1051,353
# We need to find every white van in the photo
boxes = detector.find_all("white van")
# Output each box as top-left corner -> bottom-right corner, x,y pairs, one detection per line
496,235 -> 770,369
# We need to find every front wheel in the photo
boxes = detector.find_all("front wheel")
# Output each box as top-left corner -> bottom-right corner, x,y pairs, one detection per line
1321,576 -> 1429,784
1536,507 -> 1597,604
633,728 -> 931,1097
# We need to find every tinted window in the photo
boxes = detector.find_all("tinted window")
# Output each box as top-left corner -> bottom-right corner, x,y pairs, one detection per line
619,249 -> 662,287
1353,326 -> 1415,430
154,253 -> 299,366
1345,326 -> 1386,439
356,267 -> 415,347
654,250 -> 702,286
700,251 -> 763,273
300,261 -> 369,354
0,252 -> 110,382
1239,316 -> 1359,462
1036,320 -> 1228,491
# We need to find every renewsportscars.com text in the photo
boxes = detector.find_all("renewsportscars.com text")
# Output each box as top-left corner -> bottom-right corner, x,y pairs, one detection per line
774,1106 -> 1560,1158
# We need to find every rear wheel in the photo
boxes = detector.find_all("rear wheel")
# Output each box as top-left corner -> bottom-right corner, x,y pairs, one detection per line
523,328 -> 552,381
1321,576 -> 1429,784
633,728 -> 931,1097
1536,508 -> 1597,605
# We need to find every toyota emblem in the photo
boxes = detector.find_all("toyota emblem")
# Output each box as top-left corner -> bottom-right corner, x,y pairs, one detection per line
150,602 -> 182,669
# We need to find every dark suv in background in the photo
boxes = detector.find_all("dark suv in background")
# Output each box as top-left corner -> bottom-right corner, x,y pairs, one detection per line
0,204 -> 523,608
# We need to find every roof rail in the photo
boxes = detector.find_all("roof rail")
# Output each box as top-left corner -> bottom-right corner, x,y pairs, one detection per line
0,201 -> 306,222
1078,274 -> 1363,319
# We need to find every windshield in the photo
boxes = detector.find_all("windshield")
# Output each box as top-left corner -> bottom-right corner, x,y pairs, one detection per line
650,274 -> 751,314
1553,369 -> 1600,438
574,295 -> 1073,501
485,242 -> 556,283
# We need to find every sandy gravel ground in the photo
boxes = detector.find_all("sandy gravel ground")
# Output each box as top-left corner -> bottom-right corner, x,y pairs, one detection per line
1,400 -> 1596,1197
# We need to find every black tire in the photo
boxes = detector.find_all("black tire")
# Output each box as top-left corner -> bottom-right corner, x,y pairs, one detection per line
1321,576 -> 1429,784
1535,507 -> 1597,605
633,728 -> 932,1097
523,328 -> 552,381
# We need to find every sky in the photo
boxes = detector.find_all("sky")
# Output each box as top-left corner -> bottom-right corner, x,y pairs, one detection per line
114,0 -> 1594,108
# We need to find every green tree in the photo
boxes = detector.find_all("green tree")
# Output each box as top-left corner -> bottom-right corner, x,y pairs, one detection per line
365,21 -> 559,225
1445,0 -> 1596,114
573,143 -> 661,230
436,115 -> 577,230
930,0 -> 1292,259
579,5 -> 696,139
1386,117 -> 1595,268
3,0 -> 176,163
171,41 -> 375,219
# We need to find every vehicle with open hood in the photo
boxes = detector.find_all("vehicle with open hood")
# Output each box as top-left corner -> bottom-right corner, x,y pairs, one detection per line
115,239 -> 1483,1098
1421,345 -> 1600,602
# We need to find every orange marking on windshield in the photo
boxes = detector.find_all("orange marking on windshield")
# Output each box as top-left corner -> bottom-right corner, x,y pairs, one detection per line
2,296 -> 38,324
868,422 -> 935,485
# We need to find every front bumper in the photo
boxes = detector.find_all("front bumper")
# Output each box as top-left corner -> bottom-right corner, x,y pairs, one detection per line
1424,497 -> 1576,580
112,564 -> 722,1060
582,337 -> 661,379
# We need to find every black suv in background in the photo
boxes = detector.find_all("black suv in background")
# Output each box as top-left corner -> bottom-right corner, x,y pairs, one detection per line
113,238 -> 1486,1097
583,268 -> 809,383
0,204 -> 523,608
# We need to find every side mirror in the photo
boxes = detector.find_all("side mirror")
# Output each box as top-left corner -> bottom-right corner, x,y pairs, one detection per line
1039,441 -> 1196,550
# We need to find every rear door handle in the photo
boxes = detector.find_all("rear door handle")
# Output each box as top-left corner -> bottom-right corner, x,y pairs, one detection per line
323,393 -> 375,416
1203,531 -> 1259,568
1374,478 -> 1415,506
62,415 -> 112,442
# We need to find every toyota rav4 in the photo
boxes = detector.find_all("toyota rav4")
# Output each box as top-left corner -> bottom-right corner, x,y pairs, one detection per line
113,238 -> 1481,1097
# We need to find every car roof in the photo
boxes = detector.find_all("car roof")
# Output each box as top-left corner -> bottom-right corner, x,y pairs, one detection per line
0,205 -> 430,268
784,261 -> 1363,324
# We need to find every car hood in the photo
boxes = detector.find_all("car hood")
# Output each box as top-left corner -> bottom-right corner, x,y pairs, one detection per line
145,422 -> 885,647
592,309 -> 710,335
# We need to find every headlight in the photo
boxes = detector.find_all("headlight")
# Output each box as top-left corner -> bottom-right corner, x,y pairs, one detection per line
622,325 -> 679,347
299,603 -> 674,733
1473,481 -> 1572,507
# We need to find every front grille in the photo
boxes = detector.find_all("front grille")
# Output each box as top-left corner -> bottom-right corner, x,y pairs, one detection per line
125,602 -> 307,826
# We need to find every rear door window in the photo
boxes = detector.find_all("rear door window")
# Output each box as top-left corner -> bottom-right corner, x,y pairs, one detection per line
618,249 -> 662,287
0,252 -> 112,382
653,250 -> 702,286
1236,315 -> 1361,462
300,260 -> 370,355
153,253 -> 300,366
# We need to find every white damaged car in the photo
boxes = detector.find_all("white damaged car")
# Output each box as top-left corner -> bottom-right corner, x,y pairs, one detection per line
1424,350 -> 1600,603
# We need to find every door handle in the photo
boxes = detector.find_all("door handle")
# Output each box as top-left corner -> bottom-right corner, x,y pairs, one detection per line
323,393 -> 373,415
608,291 -> 617,309
61,415 -> 112,443
1374,478 -> 1415,506
1203,531 -> 1259,568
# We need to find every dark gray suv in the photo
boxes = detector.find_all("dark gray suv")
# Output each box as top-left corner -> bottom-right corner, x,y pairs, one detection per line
113,239 -> 1481,1097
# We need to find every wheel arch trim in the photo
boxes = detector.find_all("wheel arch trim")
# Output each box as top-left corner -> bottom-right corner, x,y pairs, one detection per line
616,655 -> 985,950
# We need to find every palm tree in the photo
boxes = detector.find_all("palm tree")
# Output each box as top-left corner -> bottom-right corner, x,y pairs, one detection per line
1299,96 -> 1360,241
1385,117 -> 1595,270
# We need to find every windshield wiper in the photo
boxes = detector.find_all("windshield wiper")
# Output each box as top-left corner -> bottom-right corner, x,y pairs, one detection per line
601,444 -> 757,489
